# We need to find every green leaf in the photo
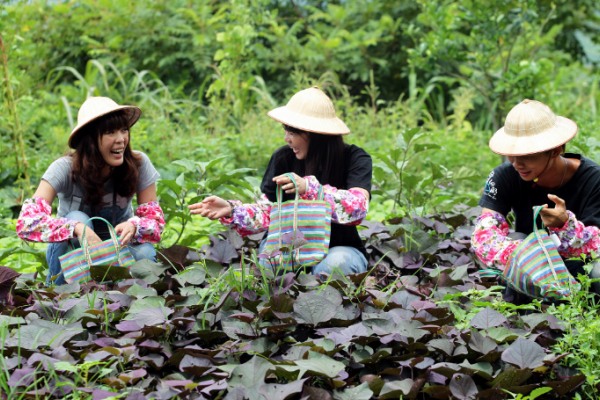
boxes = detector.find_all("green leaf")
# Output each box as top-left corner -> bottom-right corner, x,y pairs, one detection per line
379,379 -> 413,398
334,382 -> 374,400
293,351 -> 346,379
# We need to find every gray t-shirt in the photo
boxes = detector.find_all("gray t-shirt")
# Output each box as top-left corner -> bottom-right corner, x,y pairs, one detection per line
42,151 -> 159,221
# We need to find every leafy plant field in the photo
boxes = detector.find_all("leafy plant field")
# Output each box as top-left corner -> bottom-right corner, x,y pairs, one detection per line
2,208 -> 600,399
2,0 -> 600,399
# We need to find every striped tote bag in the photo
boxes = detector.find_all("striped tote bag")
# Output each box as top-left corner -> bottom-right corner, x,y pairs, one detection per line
503,206 -> 580,299
260,173 -> 332,271
59,217 -> 136,283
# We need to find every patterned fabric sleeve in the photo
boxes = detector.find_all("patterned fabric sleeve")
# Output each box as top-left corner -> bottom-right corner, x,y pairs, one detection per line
219,196 -> 272,237
471,211 -> 520,270
16,197 -> 79,242
301,175 -> 368,225
127,201 -> 165,244
548,210 -> 600,259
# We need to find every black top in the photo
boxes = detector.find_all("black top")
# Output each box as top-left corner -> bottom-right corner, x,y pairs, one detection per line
261,144 -> 372,256
479,153 -> 600,275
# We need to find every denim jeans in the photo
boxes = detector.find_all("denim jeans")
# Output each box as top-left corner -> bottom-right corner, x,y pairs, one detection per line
46,210 -> 156,285
258,239 -> 368,276
312,246 -> 368,276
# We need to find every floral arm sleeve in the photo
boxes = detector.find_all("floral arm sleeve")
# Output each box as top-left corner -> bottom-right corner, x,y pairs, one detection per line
301,175 -> 368,225
471,210 -> 520,270
218,196 -> 272,237
548,210 -> 600,259
16,197 -> 79,242
127,201 -> 165,244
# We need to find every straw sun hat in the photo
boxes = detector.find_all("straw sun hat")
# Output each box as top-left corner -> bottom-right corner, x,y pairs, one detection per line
267,87 -> 350,135
68,96 -> 141,148
489,99 -> 577,156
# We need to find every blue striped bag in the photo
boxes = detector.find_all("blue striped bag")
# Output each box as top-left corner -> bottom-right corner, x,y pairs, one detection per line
59,217 -> 135,283
491,206 -> 580,299
260,173 -> 332,271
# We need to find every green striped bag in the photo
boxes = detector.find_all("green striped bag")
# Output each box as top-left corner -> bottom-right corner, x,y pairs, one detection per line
59,217 -> 135,283
483,206 -> 580,300
260,173 -> 332,271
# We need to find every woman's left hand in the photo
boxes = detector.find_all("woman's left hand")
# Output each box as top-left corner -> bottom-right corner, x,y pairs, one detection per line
273,173 -> 306,195
115,221 -> 136,245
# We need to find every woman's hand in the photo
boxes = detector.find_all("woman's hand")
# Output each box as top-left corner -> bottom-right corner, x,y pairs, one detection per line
74,222 -> 102,245
273,173 -> 306,195
189,196 -> 233,220
115,221 -> 137,245
540,194 -> 569,228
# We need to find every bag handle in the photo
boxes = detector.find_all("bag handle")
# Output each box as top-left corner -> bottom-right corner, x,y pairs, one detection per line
274,174 -> 299,249
273,173 -> 326,250
80,216 -> 122,266
531,205 -> 560,281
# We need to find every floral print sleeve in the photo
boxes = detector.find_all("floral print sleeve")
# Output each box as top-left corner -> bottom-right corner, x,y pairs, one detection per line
128,201 -> 165,244
16,197 -> 79,242
471,211 -> 520,270
219,196 -> 272,237
548,210 -> 600,259
301,175 -> 368,225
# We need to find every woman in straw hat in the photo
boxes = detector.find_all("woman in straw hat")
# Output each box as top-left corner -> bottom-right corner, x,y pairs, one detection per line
16,96 -> 165,285
471,99 -> 600,300
189,86 -> 372,275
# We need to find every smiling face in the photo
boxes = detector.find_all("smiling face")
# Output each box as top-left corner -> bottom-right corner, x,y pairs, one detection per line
507,151 -> 552,181
283,125 -> 310,160
99,127 -> 129,168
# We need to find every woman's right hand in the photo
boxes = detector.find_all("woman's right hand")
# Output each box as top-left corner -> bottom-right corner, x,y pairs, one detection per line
188,196 -> 233,220
74,222 -> 102,245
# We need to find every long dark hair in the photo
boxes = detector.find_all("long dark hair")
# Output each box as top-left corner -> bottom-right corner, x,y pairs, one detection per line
302,133 -> 346,188
70,110 -> 141,209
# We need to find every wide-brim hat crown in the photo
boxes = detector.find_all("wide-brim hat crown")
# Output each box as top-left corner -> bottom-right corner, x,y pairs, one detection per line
267,86 -> 350,135
489,99 -> 577,156
69,96 -> 141,148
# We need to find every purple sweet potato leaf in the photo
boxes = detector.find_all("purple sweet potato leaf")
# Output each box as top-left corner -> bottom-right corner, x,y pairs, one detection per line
449,373 -> 478,400
545,374 -> 586,396
6,320 -> 84,350
124,305 -> 171,327
427,338 -> 454,356
491,367 -> 532,387
158,244 -> 201,269
502,338 -> 546,369
208,238 -> 239,264
294,286 -> 342,325
8,367 -> 36,388
470,307 -> 507,329
0,266 -> 19,285
468,330 -> 498,355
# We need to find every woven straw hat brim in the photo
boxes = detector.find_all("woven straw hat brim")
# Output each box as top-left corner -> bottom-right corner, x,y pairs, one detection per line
68,105 -> 141,148
267,106 -> 350,135
489,115 -> 577,156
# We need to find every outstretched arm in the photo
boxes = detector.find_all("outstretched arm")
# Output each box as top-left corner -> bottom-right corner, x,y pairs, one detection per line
189,195 -> 272,237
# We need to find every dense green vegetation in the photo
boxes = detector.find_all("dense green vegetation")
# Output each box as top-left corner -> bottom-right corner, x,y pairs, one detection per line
1,0 -> 600,398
